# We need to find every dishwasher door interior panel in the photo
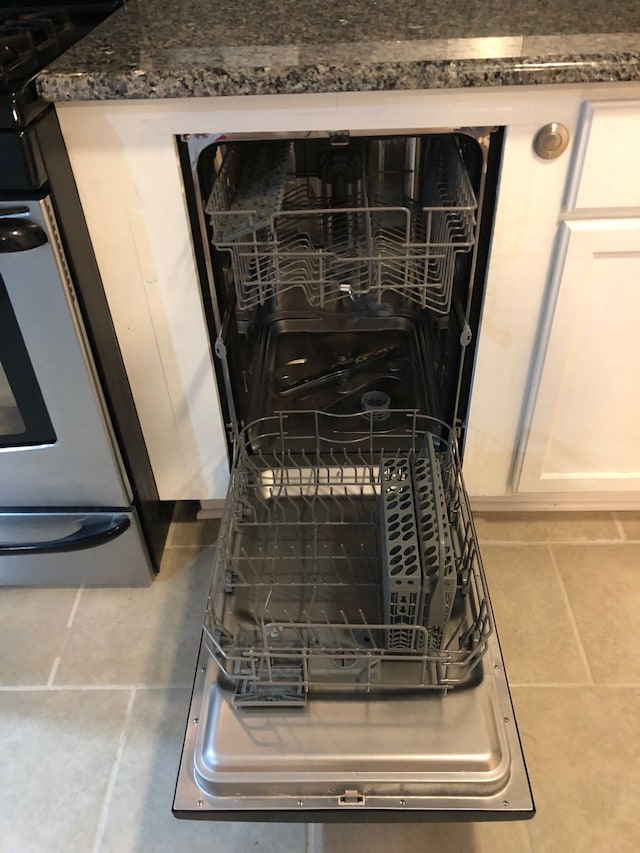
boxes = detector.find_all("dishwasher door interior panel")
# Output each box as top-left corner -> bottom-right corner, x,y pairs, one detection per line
173,414 -> 533,818
173,130 -> 534,820
175,629 -> 531,817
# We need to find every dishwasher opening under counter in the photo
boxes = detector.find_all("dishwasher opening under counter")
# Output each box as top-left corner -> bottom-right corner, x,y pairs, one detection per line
173,129 -> 534,820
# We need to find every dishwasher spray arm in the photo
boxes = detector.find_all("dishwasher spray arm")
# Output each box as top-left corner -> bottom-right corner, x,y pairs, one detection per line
277,345 -> 401,399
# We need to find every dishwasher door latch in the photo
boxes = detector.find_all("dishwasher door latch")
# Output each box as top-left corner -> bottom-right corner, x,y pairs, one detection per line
338,789 -> 366,806
329,131 -> 350,147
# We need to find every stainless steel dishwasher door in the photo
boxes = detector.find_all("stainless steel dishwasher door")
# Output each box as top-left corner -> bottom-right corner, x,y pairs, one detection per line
174,628 -> 533,817
173,415 -> 533,820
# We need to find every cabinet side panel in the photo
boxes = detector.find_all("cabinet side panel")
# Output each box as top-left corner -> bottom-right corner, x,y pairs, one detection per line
57,102 -> 230,500
463,123 -> 574,496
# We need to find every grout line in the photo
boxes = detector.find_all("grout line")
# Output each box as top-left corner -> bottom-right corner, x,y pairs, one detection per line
66,586 -> 85,629
163,542 -> 218,551
91,687 -> 137,853
524,819 -> 535,853
0,683 -> 193,692
483,538 -> 625,544
45,586 -> 86,690
511,682 -> 640,689
510,682 -> 593,688
611,512 -> 628,542
46,656 -> 62,687
547,545 -> 595,685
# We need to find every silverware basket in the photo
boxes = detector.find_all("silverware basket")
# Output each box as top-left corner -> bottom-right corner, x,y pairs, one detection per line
203,411 -> 492,707
206,136 -> 478,315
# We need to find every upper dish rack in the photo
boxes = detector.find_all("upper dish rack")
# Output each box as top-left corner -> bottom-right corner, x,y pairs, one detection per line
203,411 -> 492,708
206,137 -> 478,315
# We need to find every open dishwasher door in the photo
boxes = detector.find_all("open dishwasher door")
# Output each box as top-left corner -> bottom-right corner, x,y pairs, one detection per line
173,132 -> 533,820
173,413 -> 533,820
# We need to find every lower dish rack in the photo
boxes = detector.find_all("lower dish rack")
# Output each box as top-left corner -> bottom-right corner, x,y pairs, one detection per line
203,411 -> 492,708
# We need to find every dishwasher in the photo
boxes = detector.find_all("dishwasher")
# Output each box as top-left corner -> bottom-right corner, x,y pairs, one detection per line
173,129 -> 534,820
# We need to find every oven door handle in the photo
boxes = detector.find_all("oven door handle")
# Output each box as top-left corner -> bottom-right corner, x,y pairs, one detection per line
0,217 -> 48,253
0,515 -> 131,555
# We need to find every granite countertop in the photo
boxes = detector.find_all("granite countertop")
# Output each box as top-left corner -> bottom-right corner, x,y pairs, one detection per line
37,0 -> 640,101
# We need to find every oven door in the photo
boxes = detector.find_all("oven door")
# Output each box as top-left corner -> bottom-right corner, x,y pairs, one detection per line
0,200 -> 131,507
0,508 -> 152,586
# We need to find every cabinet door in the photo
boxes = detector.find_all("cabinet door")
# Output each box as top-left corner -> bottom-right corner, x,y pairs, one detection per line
567,101 -> 640,211
517,218 -> 640,493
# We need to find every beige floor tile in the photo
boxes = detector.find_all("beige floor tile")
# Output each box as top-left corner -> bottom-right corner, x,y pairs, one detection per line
100,688 -> 307,853
482,545 -> 589,684
474,512 -> 620,543
0,588 -> 77,685
54,548 -> 212,686
168,501 -> 221,548
0,690 -> 129,853
617,511 -> 640,541
512,686 -> 640,853
315,821 -> 530,852
552,544 -> 640,683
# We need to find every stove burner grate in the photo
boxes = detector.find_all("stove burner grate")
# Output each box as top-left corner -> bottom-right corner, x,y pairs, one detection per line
0,5 -> 111,90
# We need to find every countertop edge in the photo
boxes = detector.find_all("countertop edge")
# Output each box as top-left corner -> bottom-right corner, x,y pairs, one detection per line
36,53 -> 640,102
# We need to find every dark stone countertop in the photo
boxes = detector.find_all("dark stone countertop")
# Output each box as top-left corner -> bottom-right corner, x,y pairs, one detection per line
36,0 -> 640,101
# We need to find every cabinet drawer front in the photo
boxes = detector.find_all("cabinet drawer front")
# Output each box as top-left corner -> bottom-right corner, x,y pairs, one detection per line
568,101 -> 640,211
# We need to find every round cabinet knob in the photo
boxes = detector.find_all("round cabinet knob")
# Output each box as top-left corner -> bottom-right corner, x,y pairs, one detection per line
533,122 -> 570,160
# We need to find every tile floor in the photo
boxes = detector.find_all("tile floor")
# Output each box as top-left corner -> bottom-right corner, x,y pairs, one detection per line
1,505 -> 639,853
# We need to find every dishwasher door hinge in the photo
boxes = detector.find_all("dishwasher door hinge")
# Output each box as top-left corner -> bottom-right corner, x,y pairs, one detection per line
453,298 -> 473,347
214,328 -> 227,360
338,789 -> 366,806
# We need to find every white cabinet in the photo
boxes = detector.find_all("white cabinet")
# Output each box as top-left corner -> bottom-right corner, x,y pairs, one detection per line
511,100 -> 640,503
461,121 -> 577,499
56,86 -> 640,503
567,100 -> 640,210
516,218 -> 640,493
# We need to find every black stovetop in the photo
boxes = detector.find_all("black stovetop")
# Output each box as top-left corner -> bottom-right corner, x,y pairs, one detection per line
0,1 -> 121,127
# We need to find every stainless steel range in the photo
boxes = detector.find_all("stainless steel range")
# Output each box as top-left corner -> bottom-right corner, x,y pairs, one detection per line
0,2 -> 171,584
173,131 -> 534,818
